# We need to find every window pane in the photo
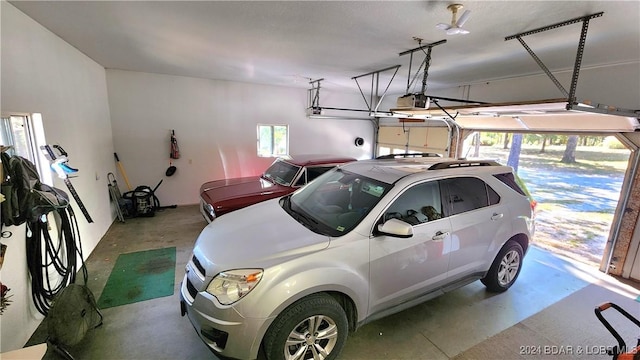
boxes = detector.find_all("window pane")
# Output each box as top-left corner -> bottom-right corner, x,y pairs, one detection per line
258,125 -> 273,157
1,116 -> 33,159
443,177 -> 489,215
383,181 -> 443,225
273,125 -> 288,156
306,166 -> 332,183
493,172 -> 526,196
263,159 -> 300,186
294,169 -> 306,187
488,185 -> 501,205
1,114 -> 52,185
257,125 -> 288,157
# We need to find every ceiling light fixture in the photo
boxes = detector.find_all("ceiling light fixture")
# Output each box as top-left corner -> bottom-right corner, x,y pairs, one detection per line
436,4 -> 471,35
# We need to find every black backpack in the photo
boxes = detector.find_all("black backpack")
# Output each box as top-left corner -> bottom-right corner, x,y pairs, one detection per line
1,152 -> 42,226
1,152 -> 68,227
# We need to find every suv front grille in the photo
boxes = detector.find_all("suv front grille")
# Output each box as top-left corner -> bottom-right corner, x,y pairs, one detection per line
186,278 -> 198,298
192,255 -> 206,277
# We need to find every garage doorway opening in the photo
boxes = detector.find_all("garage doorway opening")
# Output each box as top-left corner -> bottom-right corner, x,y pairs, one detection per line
463,133 -> 631,268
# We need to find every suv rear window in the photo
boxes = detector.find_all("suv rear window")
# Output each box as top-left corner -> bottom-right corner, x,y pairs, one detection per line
493,173 -> 527,196
441,177 -> 498,216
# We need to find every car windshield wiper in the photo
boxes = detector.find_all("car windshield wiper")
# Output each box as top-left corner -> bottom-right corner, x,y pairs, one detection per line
261,174 -> 275,184
294,208 -> 318,226
283,196 -> 320,231
273,176 -> 289,186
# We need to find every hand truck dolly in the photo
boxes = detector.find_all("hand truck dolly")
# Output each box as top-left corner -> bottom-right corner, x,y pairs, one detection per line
595,302 -> 640,360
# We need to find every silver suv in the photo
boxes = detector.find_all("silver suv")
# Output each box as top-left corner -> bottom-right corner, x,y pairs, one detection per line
180,158 -> 535,360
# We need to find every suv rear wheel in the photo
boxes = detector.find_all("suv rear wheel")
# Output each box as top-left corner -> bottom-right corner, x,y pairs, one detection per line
263,293 -> 348,360
481,240 -> 524,292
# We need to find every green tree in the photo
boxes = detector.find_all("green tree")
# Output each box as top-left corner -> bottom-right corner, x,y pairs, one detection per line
524,134 -> 540,145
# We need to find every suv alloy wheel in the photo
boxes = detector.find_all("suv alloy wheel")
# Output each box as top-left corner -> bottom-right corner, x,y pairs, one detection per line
263,293 -> 348,360
481,240 -> 524,292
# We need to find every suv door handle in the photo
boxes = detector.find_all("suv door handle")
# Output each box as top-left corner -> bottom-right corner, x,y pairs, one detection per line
491,213 -> 504,220
432,231 -> 449,241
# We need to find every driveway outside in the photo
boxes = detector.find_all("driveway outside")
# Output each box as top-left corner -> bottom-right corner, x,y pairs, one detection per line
474,145 -> 629,267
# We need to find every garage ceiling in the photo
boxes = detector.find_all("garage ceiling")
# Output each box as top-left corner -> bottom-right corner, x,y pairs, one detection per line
9,1 -> 640,97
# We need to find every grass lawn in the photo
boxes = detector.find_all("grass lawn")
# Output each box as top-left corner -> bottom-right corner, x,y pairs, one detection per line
472,144 -> 631,268
478,144 -> 630,174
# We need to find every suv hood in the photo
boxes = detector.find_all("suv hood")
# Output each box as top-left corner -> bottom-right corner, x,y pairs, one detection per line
193,198 -> 330,271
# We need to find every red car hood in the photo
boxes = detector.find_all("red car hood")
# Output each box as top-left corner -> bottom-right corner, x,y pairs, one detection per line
200,176 -> 292,216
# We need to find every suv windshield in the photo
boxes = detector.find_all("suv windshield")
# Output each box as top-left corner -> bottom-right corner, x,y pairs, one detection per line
262,159 -> 301,186
283,168 -> 392,236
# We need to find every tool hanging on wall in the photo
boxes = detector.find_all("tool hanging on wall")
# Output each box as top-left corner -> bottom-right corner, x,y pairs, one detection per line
113,152 -> 132,191
166,130 -> 180,177
41,145 -> 93,223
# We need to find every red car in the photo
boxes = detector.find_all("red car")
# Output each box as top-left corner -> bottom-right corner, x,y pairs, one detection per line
199,154 -> 356,222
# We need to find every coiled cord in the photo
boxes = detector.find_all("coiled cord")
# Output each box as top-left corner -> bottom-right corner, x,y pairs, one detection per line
26,206 -> 86,316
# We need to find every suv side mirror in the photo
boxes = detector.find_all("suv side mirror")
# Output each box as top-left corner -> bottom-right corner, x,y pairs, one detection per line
377,219 -> 413,238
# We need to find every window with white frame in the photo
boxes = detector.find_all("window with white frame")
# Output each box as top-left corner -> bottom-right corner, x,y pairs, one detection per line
257,124 -> 288,157
1,113 -> 52,185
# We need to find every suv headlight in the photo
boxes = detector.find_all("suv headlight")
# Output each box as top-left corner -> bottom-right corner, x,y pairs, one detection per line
206,269 -> 263,305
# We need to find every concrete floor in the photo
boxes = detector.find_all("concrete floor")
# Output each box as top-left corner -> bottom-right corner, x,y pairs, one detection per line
26,204 -> 640,359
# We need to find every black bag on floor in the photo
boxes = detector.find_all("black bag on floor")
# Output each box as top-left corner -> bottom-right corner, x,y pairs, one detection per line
122,185 -> 158,217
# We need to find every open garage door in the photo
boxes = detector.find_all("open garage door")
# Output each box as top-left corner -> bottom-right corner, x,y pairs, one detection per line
368,9 -> 640,280
606,132 -> 640,280
376,99 -> 640,281
388,98 -> 639,133
460,133 -> 630,269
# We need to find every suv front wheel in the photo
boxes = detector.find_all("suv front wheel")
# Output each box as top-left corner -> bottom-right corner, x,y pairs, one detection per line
481,240 -> 524,292
263,293 -> 348,360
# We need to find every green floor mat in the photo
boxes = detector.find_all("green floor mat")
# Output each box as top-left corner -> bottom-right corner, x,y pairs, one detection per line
97,247 -> 176,309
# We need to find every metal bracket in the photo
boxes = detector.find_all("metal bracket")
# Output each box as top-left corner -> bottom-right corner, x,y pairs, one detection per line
505,12 -> 604,109
306,78 -> 380,119
307,78 -> 324,114
399,39 -> 447,96
352,65 -> 402,115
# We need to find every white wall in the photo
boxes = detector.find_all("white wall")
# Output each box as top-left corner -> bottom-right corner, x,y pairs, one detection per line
1,3 -> 372,350
0,2 -> 115,352
106,70 -> 374,206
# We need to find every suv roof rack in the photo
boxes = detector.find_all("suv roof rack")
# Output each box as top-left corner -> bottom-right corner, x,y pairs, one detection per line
376,153 -> 442,160
428,160 -> 501,170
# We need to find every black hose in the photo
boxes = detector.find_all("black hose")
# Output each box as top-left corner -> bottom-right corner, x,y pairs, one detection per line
26,205 -> 86,316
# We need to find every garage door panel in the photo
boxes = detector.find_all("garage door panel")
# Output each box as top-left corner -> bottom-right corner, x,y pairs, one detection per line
378,126 -> 449,154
